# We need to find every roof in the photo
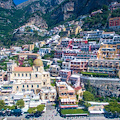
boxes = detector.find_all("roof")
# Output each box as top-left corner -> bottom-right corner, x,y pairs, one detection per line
102,32 -> 115,34
14,67 -> 32,72
74,86 -> 82,90
17,53 -> 39,56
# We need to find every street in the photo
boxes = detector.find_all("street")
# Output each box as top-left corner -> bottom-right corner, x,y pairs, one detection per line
0,103 -> 119,120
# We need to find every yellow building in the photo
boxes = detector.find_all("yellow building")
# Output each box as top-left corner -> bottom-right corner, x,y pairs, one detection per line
97,43 -> 120,59
28,44 -> 34,51
8,57 -> 51,94
56,82 -> 78,108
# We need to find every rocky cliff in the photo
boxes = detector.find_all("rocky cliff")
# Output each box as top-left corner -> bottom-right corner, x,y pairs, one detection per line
0,0 -> 15,9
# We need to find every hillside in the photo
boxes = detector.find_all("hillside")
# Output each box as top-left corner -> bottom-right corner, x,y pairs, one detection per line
1,0 -> 120,47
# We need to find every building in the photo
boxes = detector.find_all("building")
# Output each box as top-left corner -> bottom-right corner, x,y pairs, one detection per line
17,53 -> 40,60
69,74 -> 80,88
84,30 -> 103,41
56,82 -> 78,109
40,86 -> 56,102
59,70 -> 71,82
91,10 -> 102,16
109,2 -> 120,11
62,61 -> 70,70
7,57 -> 51,94
49,65 -> 60,77
109,17 -> 120,30
0,71 -> 6,82
38,48 -> 51,57
88,59 -> 120,76
28,44 -> 34,51
70,59 -> 88,73
97,43 -> 120,59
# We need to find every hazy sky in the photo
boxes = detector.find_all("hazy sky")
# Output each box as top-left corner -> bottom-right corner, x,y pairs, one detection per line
13,0 -> 28,5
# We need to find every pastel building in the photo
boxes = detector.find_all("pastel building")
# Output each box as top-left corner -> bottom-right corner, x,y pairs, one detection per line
70,59 -> 88,73
69,74 -> 80,88
7,57 -> 51,94
109,17 -> 120,30
88,59 -> 120,76
97,43 -> 120,59
56,82 -> 78,109
40,86 -> 56,102
59,70 -> 71,82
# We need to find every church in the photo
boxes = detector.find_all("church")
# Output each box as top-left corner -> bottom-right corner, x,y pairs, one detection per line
7,57 -> 51,94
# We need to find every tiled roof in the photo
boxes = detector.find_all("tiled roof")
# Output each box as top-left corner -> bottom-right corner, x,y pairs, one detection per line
14,67 -> 32,72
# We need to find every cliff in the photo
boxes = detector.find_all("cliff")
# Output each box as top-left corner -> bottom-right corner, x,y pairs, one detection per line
0,0 -> 15,9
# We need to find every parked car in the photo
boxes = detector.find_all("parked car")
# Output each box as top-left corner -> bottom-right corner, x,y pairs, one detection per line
11,109 -> 22,116
25,114 -> 34,119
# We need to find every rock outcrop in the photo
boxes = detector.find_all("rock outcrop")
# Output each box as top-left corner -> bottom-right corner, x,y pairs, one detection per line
0,0 -> 15,9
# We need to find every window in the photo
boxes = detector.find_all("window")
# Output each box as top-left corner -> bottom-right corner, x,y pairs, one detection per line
18,74 -> 20,77
27,85 -> 29,88
30,74 -> 31,77
22,74 -> 23,77
37,85 -> 39,88
43,82 -> 45,85
44,75 -> 45,77
14,74 -> 16,77
35,74 -> 38,78
17,86 -> 19,89
23,85 -> 24,88
31,85 -> 33,88
26,74 -> 27,77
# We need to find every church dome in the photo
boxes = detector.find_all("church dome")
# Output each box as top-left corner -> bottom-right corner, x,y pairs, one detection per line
33,58 -> 43,67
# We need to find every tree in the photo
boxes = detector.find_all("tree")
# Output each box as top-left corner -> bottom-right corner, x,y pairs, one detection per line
102,5 -> 108,11
37,104 -> 45,113
0,100 -> 5,110
27,105 -> 45,114
104,102 -> 120,114
33,47 -> 39,53
16,99 -> 24,109
83,91 -> 94,101
28,107 -> 37,114
84,102 -> 91,110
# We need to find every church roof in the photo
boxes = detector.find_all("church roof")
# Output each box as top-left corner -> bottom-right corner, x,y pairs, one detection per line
14,67 -> 32,72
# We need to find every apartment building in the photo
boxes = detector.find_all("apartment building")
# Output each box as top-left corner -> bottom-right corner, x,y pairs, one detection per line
97,43 -> 120,59
49,65 -> 60,77
56,82 -> 78,108
59,70 -> 71,82
40,86 -> 56,102
109,17 -> 120,30
62,61 -> 70,70
88,59 -> 120,76
69,74 -> 80,88
70,59 -> 88,73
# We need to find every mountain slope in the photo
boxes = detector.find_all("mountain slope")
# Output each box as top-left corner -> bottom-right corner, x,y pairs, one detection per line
1,0 -> 120,47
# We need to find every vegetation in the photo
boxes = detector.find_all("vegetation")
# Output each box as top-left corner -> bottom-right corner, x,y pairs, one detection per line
44,65 -> 50,70
82,7 -> 110,30
51,79 -> 56,87
28,58 -> 34,67
61,109 -> 89,115
33,47 -> 39,53
27,104 -> 45,114
16,99 -> 24,109
42,50 -> 55,59
0,100 -> 5,110
0,59 -> 9,71
81,72 -> 109,77
83,91 -> 94,101
111,8 -> 120,18
104,102 -> 120,114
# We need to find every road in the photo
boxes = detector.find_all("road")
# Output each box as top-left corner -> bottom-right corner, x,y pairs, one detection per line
0,103 -> 119,120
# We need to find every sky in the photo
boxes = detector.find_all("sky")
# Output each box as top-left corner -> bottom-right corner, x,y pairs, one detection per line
13,0 -> 28,5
